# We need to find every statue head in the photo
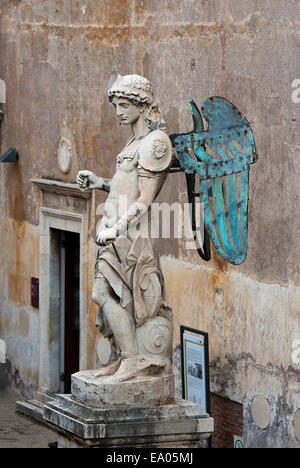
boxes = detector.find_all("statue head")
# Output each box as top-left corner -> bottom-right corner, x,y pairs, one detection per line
107,74 -> 166,131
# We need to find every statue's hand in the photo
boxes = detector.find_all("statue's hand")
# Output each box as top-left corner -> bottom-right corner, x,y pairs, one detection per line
96,227 -> 117,246
77,170 -> 99,189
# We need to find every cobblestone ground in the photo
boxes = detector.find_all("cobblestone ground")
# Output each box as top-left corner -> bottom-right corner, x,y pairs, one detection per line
0,389 -> 58,448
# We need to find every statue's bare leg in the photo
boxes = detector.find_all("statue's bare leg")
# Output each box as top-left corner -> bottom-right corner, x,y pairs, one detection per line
92,278 -> 138,382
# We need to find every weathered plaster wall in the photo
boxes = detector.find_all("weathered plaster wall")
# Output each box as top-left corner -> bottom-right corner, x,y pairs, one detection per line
161,257 -> 300,447
0,0 -> 299,447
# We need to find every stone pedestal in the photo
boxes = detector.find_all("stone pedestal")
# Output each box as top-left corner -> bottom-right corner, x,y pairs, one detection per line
18,371 -> 213,448
71,370 -> 174,408
43,393 -> 214,448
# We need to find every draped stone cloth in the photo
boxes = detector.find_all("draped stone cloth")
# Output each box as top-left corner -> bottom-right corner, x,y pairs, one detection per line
95,231 -> 163,331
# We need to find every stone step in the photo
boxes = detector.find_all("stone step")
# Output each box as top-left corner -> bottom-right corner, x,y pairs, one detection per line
16,399 -> 45,423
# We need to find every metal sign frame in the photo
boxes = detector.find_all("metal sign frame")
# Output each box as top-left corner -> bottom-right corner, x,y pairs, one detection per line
180,325 -> 211,416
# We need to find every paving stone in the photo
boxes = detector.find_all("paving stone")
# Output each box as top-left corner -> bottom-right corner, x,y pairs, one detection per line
0,389 -> 58,449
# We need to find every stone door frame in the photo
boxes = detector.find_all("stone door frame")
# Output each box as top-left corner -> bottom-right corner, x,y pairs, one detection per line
32,179 -> 92,394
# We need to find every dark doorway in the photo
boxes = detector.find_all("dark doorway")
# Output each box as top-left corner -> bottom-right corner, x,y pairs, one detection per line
59,230 -> 80,393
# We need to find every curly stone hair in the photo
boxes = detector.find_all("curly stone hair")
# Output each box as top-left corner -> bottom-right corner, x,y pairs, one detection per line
107,74 -> 166,131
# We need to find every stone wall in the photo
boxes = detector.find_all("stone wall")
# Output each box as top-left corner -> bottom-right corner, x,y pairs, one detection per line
0,0 -> 299,447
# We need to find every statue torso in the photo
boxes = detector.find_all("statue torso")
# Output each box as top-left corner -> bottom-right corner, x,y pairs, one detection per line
102,130 -> 172,229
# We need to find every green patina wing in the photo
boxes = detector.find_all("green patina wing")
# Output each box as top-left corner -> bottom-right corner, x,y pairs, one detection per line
170,97 -> 258,265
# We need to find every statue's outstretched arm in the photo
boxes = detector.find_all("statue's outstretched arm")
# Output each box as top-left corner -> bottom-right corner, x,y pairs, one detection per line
77,170 -> 111,192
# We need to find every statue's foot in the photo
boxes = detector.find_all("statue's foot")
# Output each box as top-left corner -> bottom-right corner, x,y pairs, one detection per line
86,358 -> 121,379
137,356 -> 166,372
111,355 -> 139,383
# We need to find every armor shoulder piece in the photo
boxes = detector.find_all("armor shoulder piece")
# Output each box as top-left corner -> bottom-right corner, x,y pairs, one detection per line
138,130 -> 172,172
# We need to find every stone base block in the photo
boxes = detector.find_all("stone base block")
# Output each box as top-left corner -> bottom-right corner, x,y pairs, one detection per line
43,394 -> 214,448
71,370 -> 174,408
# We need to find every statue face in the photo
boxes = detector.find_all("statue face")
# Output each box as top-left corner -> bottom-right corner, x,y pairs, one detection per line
111,96 -> 143,125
